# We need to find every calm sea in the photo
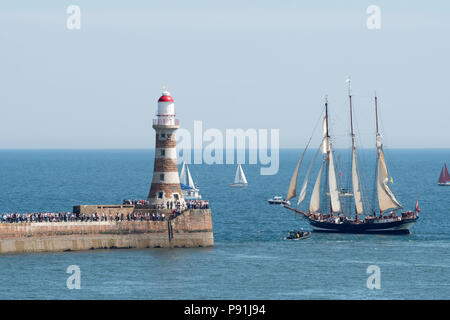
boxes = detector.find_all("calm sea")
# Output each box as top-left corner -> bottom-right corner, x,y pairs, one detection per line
0,149 -> 449,300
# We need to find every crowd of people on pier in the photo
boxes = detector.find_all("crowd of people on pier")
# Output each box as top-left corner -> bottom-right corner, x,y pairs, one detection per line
1,212 -> 74,223
0,200 -> 209,224
186,200 -> 209,210
0,211 -> 170,223
123,199 -> 150,206
124,199 -> 209,211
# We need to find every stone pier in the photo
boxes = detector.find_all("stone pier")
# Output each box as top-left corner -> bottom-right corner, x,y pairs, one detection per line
0,209 -> 214,254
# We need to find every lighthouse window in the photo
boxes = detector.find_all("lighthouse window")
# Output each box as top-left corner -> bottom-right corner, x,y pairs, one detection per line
160,133 -> 166,140
160,174 -> 165,181
158,192 -> 164,199
161,149 -> 166,156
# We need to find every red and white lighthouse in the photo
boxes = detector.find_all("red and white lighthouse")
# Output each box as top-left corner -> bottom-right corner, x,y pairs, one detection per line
147,89 -> 184,208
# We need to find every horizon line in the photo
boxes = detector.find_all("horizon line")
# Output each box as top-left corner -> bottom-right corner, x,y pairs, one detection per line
1,147 -> 450,151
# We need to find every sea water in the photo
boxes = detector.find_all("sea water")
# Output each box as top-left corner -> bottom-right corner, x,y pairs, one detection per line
0,149 -> 449,299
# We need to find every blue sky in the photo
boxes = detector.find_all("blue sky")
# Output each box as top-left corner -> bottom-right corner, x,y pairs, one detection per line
0,0 -> 449,149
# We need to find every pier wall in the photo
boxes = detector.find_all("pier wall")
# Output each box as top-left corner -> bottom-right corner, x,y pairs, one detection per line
73,204 -> 135,216
0,209 -> 213,254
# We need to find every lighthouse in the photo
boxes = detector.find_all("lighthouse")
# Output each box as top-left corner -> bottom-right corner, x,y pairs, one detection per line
147,89 -> 184,208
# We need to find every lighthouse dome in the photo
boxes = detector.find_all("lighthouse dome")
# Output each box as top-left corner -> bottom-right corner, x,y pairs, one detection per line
158,91 -> 174,103
157,90 -> 175,116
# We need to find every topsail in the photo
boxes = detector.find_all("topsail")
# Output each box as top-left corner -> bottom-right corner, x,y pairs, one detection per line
322,117 -> 329,154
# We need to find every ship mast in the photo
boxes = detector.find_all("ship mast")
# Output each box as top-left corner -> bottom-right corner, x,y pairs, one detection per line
348,80 -> 354,146
308,96 -> 341,216
375,94 -> 380,147
348,79 -> 364,221
325,97 -> 332,215
349,96 -> 354,141
325,96 -> 329,139
324,96 -> 342,216
375,93 -> 381,217
375,93 -> 382,217
349,81 -> 357,220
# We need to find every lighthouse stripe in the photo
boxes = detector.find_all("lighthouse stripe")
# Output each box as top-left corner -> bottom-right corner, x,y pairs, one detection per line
148,183 -> 183,199
151,171 -> 181,184
156,138 -> 177,148
155,147 -> 177,159
153,159 -> 179,172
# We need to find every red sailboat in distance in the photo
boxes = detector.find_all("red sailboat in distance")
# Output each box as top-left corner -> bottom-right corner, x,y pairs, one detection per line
438,164 -> 450,186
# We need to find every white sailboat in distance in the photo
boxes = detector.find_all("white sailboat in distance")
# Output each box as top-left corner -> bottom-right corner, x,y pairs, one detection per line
179,161 -> 202,199
229,164 -> 248,187
180,161 -> 196,188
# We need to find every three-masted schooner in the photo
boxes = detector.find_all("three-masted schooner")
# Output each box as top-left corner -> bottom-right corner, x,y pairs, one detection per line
283,86 -> 419,234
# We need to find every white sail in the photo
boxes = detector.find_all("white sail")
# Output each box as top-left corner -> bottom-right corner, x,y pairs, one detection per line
180,162 -> 196,188
186,165 -> 196,188
377,149 -> 401,212
352,148 -> 364,214
239,165 -> 248,184
327,142 -> 341,213
234,164 -> 248,184
298,141 -> 323,206
234,165 -> 240,183
179,162 -> 187,185
286,152 -> 305,202
322,118 -> 329,154
309,161 -> 324,213
297,174 -> 309,206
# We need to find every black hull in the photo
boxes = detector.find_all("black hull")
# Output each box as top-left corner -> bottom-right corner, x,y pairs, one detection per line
308,217 -> 418,235
282,205 -> 418,235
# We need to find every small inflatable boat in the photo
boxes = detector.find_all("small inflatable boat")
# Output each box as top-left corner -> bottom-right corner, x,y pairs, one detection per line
285,230 -> 311,240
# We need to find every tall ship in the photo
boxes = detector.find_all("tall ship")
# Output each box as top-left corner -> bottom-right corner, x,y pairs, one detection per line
438,164 -> 450,186
283,84 -> 419,234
